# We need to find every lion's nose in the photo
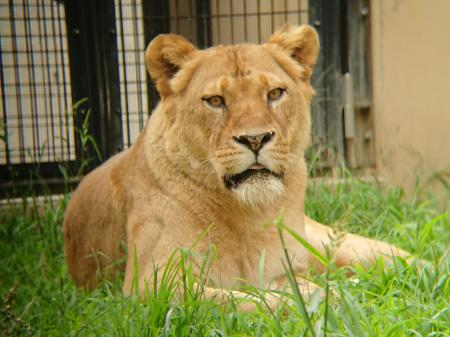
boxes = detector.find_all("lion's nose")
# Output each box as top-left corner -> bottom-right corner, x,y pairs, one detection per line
233,131 -> 274,154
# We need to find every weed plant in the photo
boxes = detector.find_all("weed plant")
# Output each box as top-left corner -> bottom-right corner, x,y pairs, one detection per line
0,173 -> 449,336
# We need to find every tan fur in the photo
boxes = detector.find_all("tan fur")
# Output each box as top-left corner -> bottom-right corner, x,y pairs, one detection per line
64,25 -> 410,302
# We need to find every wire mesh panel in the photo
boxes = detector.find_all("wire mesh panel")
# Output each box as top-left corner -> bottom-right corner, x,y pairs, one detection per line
0,0 -> 74,165
116,0 -> 309,149
211,0 -> 308,44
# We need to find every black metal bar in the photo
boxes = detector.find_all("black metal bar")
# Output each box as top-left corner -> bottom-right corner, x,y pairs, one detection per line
196,0 -> 212,48
9,1 -> 25,163
65,0 -> 123,166
0,36 -> 10,165
174,0 -> 180,33
24,0 -> 41,162
142,0 -> 170,112
132,10 -> 309,21
229,0 -> 234,44
243,0 -> 248,41
117,0 -> 131,147
65,0 -> 93,165
188,0 -> 193,42
50,3 -> 65,160
0,161 -> 80,199
270,0 -> 275,34
340,0 -> 349,74
257,0 -> 261,43
131,0 -> 144,131
37,1 -> 55,161
215,0 -> 221,45
56,2 -> 71,161
102,1 -> 123,155
0,162 -> 78,181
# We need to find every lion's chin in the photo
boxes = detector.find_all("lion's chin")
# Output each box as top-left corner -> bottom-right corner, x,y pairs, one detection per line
232,176 -> 285,206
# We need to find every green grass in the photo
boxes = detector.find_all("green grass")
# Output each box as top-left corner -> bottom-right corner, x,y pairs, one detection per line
1,175 -> 449,336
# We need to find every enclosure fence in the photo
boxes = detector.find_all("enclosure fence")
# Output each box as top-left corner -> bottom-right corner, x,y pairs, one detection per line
0,0 -> 372,197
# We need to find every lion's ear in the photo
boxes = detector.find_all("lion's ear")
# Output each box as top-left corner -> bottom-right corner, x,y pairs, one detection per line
145,34 -> 197,96
267,25 -> 319,80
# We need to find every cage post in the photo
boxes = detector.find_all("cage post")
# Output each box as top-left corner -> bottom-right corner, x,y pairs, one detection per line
195,0 -> 212,48
65,0 -> 123,169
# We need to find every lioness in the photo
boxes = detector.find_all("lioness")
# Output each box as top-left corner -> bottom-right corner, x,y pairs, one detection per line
64,25 -> 410,305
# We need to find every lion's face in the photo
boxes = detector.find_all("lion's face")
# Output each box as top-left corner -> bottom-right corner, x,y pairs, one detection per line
184,46 -> 312,205
145,26 -> 319,206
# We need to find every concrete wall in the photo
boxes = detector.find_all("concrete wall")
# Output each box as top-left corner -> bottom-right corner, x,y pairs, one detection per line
371,0 -> 450,189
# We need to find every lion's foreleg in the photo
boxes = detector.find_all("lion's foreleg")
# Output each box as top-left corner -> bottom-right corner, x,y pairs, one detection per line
200,285 -> 275,311
304,216 -> 411,270
333,232 -> 410,268
199,276 -> 322,312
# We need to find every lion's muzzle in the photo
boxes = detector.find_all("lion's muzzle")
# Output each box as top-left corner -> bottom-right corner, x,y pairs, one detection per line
232,131 -> 275,155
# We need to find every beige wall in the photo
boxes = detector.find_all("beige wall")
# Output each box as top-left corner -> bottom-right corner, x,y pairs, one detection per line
371,0 -> 450,189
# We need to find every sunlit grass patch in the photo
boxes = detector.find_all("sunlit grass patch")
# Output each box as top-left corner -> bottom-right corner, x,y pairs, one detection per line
0,174 -> 449,336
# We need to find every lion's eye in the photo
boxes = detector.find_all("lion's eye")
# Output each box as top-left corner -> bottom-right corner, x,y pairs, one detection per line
268,88 -> 285,101
204,95 -> 225,108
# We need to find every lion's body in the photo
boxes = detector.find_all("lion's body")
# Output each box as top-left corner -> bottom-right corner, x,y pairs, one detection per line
64,25 -> 409,298
65,100 -> 310,291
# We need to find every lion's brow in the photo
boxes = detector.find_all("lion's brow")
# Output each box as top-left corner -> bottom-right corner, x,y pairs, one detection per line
229,48 -> 248,78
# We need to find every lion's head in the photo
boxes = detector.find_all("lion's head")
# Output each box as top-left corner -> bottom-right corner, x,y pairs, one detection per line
145,25 -> 319,206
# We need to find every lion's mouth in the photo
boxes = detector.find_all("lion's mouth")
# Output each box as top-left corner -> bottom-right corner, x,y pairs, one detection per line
224,167 -> 282,189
